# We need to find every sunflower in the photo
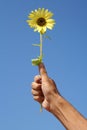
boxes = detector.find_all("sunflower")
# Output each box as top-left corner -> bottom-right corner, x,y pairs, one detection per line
26,8 -> 55,34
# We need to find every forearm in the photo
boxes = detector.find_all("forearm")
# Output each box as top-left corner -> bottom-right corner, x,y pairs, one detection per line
50,95 -> 87,130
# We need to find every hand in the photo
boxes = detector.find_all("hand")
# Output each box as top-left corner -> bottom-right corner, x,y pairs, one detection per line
31,63 -> 60,111
31,63 -> 87,130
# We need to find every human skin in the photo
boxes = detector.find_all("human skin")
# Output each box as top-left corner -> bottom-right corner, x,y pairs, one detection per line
31,63 -> 87,130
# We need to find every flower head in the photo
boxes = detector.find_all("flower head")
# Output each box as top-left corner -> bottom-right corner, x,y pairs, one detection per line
26,8 -> 55,34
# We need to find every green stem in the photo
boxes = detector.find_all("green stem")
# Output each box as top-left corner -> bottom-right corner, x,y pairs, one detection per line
40,33 -> 43,59
40,103 -> 42,112
40,33 -> 43,112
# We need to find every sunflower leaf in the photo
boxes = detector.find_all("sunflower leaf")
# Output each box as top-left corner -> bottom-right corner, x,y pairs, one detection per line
32,44 -> 40,47
44,35 -> 51,40
31,55 -> 43,66
32,57 -> 42,66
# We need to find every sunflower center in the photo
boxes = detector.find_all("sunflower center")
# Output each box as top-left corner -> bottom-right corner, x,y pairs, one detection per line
37,18 -> 46,26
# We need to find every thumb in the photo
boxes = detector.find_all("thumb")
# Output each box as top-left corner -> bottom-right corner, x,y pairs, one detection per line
38,63 -> 48,80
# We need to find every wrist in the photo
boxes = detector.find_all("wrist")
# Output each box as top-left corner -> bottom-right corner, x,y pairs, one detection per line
49,93 -> 62,113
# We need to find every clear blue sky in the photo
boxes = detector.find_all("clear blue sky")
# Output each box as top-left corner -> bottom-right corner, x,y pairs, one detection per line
0,0 -> 87,130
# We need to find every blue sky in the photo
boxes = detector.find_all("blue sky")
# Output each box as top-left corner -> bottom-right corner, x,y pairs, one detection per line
0,0 -> 87,130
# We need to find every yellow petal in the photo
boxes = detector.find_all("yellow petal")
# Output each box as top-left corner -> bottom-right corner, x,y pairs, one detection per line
26,8 -> 55,33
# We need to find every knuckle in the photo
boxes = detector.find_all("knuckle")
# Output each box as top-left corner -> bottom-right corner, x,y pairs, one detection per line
31,82 -> 34,87
32,83 -> 41,90
34,75 -> 41,81
33,96 -> 43,103
33,96 -> 39,101
31,89 -> 34,94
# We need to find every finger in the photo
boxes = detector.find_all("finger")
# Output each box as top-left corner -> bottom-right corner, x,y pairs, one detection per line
31,82 -> 41,90
33,95 -> 44,103
34,75 -> 41,83
38,63 -> 48,80
31,89 -> 43,96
